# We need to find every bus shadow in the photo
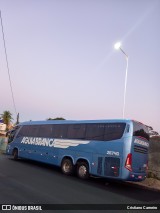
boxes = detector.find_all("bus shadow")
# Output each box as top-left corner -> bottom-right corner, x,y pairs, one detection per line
10,157 -> 160,203
86,178 -> 160,203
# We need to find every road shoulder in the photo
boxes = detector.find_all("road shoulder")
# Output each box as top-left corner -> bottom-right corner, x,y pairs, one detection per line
127,178 -> 160,192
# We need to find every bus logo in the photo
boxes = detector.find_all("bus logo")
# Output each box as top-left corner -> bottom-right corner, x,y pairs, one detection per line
21,137 -> 90,149
134,139 -> 149,147
107,151 -> 119,156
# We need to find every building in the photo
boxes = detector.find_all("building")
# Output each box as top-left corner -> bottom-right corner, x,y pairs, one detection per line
0,119 -> 6,135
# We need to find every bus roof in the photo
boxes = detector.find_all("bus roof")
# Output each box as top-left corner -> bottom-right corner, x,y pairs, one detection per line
19,119 -> 132,126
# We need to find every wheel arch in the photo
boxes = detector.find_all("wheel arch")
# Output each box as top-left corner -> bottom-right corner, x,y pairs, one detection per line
12,147 -> 19,160
76,158 -> 91,172
12,147 -> 19,155
61,155 -> 74,166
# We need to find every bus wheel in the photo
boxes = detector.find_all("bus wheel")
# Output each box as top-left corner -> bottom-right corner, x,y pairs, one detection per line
61,158 -> 74,175
13,148 -> 18,160
76,161 -> 89,180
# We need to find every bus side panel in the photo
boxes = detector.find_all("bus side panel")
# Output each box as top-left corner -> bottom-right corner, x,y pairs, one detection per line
8,137 -> 60,165
58,149 -> 77,166
20,145 -> 59,165
91,141 -> 123,179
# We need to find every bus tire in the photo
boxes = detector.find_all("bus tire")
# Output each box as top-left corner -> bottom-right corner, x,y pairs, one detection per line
76,161 -> 89,180
13,148 -> 18,160
61,158 -> 74,175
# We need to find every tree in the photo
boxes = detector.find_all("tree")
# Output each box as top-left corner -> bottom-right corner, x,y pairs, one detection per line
146,125 -> 159,138
150,136 -> 160,143
0,111 -> 13,130
47,117 -> 65,120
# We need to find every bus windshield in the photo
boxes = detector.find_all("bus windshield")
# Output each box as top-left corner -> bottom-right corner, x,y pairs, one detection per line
7,126 -> 20,143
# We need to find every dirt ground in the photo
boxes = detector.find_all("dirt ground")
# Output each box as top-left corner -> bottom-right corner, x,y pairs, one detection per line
130,178 -> 160,191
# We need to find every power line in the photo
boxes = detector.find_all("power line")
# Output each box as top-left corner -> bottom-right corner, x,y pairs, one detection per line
0,10 -> 17,116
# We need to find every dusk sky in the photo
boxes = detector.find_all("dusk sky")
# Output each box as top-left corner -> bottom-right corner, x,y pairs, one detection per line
0,0 -> 159,133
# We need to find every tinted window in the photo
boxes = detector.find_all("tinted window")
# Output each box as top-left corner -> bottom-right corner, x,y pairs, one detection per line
17,124 -> 67,138
52,124 -> 68,138
16,125 -> 39,137
27,125 -> 39,137
86,124 -> 104,140
104,123 -> 126,141
8,126 -> 21,143
37,125 -> 53,137
67,124 -> 86,139
16,122 -> 126,141
16,125 -> 30,137
133,122 -> 149,141
85,123 -> 126,141
17,125 -> 53,138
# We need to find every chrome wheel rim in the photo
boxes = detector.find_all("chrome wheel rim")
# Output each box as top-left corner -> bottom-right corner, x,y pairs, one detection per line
79,165 -> 87,177
63,162 -> 71,173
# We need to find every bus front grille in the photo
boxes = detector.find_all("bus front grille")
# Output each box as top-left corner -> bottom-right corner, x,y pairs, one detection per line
134,145 -> 148,154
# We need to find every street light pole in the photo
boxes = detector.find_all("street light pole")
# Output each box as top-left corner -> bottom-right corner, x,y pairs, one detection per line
114,42 -> 129,119
122,54 -> 129,119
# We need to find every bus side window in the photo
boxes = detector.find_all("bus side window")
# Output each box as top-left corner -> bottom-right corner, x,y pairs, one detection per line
28,125 -> 39,137
16,125 -> 29,138
85,124 -> 104,141
104,123 -> 126,141
37,125 -> 52,138
52,124 -> 68,139
67,124 -> 86,139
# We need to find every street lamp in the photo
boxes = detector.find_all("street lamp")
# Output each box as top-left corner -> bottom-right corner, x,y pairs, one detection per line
114,42 -> 129,119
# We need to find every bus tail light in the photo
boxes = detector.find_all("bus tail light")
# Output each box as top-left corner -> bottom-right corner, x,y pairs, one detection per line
125,153 -> 132,171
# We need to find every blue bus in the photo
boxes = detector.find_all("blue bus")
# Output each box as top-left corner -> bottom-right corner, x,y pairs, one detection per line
6,119 -> 149,181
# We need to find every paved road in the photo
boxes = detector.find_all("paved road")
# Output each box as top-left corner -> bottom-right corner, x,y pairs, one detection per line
0,154 -> 160,212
